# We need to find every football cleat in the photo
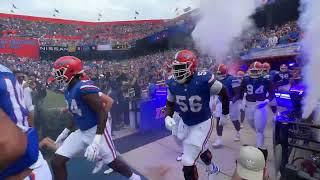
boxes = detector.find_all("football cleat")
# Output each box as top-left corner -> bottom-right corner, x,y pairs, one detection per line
176,153 -> 183,161
234,132 -> 240,142
212,137 -> 223,148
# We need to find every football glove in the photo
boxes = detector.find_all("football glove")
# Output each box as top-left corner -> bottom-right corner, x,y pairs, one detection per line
165,116 -> 176,131
55,128 -> 70,146
85,135 -> 102,162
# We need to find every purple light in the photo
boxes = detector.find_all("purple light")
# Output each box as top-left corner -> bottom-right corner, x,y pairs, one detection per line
289,63 -> 295,67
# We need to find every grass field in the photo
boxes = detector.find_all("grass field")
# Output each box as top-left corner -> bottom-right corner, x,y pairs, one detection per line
42,90 -> 66,109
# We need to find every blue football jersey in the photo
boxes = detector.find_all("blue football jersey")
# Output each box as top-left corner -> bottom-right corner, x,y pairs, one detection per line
274,72 -> 291,86
166,71 -> 214,126
65,80 -> 101,131
220,75 -> 242,101
220,75 -> 234,98
0,64 -> 29,132
241,76 -> 272,102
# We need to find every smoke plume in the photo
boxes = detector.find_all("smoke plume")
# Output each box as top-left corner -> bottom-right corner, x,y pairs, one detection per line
299,0 -> 320,119
192,0 -> 265,63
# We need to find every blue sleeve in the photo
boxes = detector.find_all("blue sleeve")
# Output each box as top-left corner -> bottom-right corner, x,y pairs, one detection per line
0,77 -> 5,94
79,81 -> 101,95
165,79 -> 171,87
203,71 -> 213,82
0,77 -> 9,109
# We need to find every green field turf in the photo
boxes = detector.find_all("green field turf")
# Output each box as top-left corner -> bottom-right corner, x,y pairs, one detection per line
43,90 -> 66,109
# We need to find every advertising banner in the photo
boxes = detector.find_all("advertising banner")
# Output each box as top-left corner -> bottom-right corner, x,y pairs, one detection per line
0,38 -> 39,59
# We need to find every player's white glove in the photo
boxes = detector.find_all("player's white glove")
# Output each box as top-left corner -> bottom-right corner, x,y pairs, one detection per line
256,99 -> 270,109
55,128 -> 70,146
85,134 -> 102,162
165,116 -> 176,131
219,114 -> 231,126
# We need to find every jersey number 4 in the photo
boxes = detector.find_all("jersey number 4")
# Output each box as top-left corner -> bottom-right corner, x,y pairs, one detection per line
67,99 -> 82,116
176,95 -> 202,113
246,85 -> 264,95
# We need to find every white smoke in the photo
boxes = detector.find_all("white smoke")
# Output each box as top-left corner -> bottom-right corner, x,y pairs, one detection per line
299,0 -> 320,119
192,0 -> 266,63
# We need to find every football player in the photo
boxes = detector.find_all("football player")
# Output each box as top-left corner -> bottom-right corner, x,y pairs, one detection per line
165,50 -> 230,180
239,62 -> 275,152
212,64 -> 241,148
236,70 -> 246,127
0,64 -> 52,180
261,62 -> 271,79
39,92 -> 115,175
51,56 -> 140,180
262,62 -> 278,114
273,64 -> 291,92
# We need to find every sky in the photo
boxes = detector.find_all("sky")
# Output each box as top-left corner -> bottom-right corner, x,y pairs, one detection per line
0,0 -> 199,22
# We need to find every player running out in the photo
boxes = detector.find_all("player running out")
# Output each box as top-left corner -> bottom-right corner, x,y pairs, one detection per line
165,50 -> 231,180
235,70 -> 246,127
261,62 -> 271,79
273,64 -> 291,92
0,64 -> 52,180
51,56 -> 140,180
212,64 -> 241,148
239,62 -> 275,153
262,62 -> 278,115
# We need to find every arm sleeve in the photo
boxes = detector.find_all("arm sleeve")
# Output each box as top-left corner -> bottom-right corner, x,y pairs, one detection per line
209,77 -> 223,95
165,81 -> 175,117
239,80 -> 246,100
267,80 -> 275,101
167,89 -> 176,102
208,75 -> 229,115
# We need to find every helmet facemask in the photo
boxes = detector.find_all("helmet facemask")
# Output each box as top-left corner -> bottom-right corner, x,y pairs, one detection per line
172,61 -> 192,84
280,66 -> 288,72
53,67 -> 68,84
53,67 -> 80,85
249,69 -> 261,78
216,71 -> 226,80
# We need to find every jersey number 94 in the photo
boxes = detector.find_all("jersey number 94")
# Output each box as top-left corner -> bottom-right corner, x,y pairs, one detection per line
246,85 -> 264,95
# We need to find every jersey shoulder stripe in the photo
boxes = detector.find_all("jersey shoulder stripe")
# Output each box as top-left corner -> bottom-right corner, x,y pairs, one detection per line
79,80 -> 100,94
80,84 -> 99,90
0,64 -> 12,73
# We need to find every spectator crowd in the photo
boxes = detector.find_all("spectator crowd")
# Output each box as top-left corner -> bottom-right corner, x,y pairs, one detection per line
0,12 -> 302,56
240,21 -> 301,52
0,15 -> 168,46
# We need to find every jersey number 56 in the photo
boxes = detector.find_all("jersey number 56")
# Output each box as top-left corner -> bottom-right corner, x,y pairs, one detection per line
176,95 -> 202,113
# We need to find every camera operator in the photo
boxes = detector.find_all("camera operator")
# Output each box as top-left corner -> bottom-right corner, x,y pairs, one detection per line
28,74 -> 47,135
128,74 -> 141,129
120,74 -> 130,127
109,72 -> 123,131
